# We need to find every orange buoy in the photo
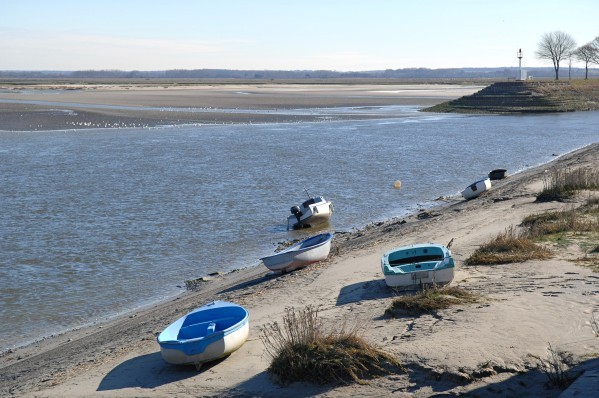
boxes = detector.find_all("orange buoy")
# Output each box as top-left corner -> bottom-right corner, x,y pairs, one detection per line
394,180 -> 402,189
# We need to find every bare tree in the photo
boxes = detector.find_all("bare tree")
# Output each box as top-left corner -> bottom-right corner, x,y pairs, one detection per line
592,36 -> 599,64
574,43 -> 598,79
535,31 -> 577,80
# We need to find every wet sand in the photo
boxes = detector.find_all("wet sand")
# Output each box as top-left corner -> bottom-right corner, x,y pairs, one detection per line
0,83 -> 483,130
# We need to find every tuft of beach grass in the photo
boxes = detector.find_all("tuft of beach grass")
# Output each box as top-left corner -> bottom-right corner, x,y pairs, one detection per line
465,226 -> 553,265
385,286 -> 481,317
536,167 -> 599,202
260,305 -> 404,385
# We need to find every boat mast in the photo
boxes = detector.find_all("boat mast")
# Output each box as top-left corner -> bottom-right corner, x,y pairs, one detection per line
303,187 -> 312,199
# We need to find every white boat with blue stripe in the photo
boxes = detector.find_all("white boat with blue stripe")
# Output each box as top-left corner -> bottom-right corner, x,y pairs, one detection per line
157,301 -> 249,368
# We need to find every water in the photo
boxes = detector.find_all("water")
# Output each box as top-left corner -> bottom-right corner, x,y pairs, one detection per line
1,108 -> 598,351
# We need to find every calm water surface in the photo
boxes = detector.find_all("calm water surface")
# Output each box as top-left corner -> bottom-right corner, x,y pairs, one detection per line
1,108 -> 598,351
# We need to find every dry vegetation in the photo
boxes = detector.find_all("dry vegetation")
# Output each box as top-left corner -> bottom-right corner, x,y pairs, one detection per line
467,169 -> 599,267
522,200 -> 599,238
260,306 -> 404,386
536,167 -> 599,202
573,253 -> 599,272
532,344 -> 577,390
524,197 -> 599,271
385,286 -> 482,317
465,226 -> 553,265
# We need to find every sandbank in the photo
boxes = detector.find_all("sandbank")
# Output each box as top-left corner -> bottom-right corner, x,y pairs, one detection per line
0,83 -> 483,131
1,138 -> 598,397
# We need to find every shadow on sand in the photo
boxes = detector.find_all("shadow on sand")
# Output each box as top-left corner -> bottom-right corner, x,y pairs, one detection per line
226,371 -> 337,398
217,271 -> 278,295
336,278 -> 391,306
405,357 -> 599,397
98,353 -> 336,397
97,352 -> 226,391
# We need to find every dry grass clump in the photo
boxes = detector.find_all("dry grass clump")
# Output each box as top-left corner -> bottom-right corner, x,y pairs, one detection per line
385,286 -> 481,317
465,226 -> 553,265
261,305 -> 404,386
521,199 -> 599,270
536,167 -> 599,202
522,207 -> 599,238
533,343 -> 576,390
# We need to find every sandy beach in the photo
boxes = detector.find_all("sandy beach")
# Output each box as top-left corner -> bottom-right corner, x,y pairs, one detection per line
1,84 -> 598,397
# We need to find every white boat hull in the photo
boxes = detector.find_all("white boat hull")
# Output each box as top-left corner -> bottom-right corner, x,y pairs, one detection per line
461,178 -> 491,200
261,233 -> 333,273
301,203 -> 333,225
157,301 -> 249,367
159,322 -> 249,365
384,267 -> 454,288
288,196 -> 333,229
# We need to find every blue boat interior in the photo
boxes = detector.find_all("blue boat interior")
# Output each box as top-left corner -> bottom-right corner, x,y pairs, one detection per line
389,254 -> 443,266
176,306 -> 247,341
298,233 -> 330,249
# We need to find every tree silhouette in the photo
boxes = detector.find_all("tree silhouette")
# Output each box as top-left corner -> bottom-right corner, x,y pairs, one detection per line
535,31 -> 577,80
574,43 -> 598,80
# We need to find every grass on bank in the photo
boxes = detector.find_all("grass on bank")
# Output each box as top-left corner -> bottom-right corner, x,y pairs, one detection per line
260,305 -> 404,386
466,196 -> 598,267
522,199 -> 599,239
385,286 -> 482,317
465,226 -> 553,265
522,198 -> 599,271
536,168 -> 599,202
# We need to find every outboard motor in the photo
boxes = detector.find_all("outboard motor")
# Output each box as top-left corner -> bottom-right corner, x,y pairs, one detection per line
290,205 -> 303,224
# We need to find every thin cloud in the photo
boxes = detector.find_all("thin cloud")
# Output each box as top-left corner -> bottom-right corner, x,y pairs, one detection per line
0,29 -> 250,70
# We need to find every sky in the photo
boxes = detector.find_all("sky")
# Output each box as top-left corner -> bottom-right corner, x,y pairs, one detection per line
1,0 -> 598,71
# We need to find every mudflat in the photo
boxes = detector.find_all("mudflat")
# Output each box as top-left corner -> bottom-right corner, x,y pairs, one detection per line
0,83 -> 483,130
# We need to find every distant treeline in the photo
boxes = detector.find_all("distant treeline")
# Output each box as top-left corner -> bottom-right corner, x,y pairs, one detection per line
1,67 -> 598,79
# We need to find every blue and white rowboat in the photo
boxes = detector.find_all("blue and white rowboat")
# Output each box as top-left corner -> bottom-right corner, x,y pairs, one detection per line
260,232 -> 333,273
157,301 -> 249,367
381,243 -> 455,289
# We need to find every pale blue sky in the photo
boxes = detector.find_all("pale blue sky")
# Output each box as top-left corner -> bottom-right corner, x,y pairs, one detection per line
1,0 -> 598,71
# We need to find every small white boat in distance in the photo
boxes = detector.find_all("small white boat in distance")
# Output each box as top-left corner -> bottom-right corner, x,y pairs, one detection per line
461,178 -> 491,200
381,243 -> 455,289
287,189 -> 333,230
157,301 -> 249,368
261,232 -> 334,273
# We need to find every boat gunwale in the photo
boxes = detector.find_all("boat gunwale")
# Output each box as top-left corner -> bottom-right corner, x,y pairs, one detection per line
259,232 -> 334,261
381,243 -> 453,276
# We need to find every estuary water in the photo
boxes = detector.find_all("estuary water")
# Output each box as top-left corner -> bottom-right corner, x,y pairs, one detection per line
1,107 -> 598,351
